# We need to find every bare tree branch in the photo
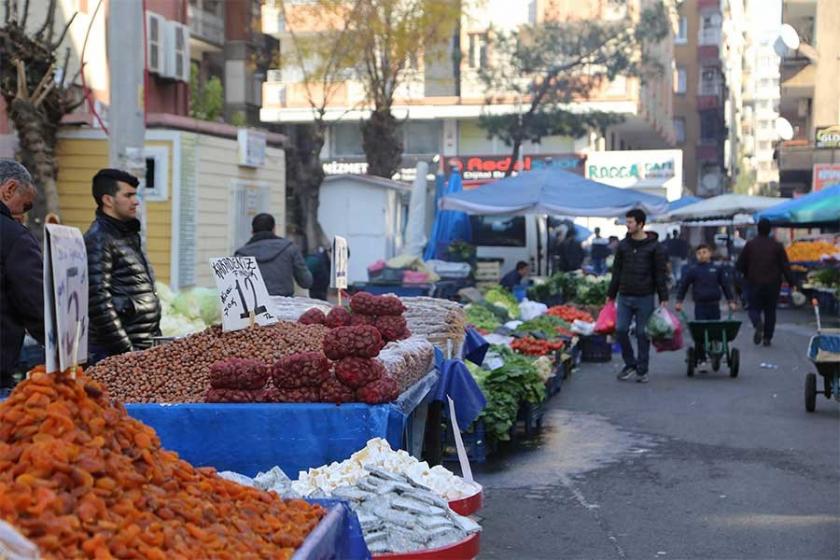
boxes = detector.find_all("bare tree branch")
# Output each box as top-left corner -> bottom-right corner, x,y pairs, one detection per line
21,0 -> 30,28
15,59 -> 29,99
36,0 -> 56,41
32,79 -> 55,107
52,10 -> 78,51
30,63 -> 54,102
59,46 -> 70,88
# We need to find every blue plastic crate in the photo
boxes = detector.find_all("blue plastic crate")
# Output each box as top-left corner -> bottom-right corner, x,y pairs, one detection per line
517,399 -> 546,438
442,418 -> 491,464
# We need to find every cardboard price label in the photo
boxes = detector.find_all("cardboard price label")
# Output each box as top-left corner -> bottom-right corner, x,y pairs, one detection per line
210,256 -> 278,332
43,224 -> 89,373
331,236 -> 349,290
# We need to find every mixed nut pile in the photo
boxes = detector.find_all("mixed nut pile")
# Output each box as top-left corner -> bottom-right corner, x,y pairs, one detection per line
0,368 -> 324,558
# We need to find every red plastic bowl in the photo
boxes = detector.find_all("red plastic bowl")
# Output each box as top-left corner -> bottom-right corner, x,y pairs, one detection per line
447,485 -> 483,516
372,532 -> 480,560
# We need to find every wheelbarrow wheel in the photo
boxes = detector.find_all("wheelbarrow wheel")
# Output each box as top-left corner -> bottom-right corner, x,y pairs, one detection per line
805,373 -> 817,413
729,348 -> 740,378
824,375 -> 832,398
686,347 -> 695,377
712,355 -> 721,372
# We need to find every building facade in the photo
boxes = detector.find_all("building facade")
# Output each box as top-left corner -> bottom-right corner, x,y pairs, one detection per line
778,0 -> 840,196
260,0 -> 676,180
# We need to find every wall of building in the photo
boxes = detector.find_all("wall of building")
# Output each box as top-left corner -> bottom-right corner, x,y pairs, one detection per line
812,0 -> 840,130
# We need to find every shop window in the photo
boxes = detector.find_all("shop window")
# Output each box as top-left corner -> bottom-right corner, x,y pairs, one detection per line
470,216 -> 526,247
402,121 -> 441,155
331,123 -> 365,157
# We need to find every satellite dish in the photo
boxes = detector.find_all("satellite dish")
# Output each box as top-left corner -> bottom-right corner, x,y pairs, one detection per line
773,24 -> 800,57
775,117 -> 794,141
701,173 -> 719,193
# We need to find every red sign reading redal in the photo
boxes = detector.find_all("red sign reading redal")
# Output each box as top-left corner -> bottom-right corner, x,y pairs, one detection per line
448,153 -> 585,184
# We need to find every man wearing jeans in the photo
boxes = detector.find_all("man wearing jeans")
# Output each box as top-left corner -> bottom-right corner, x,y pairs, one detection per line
607,209 -> 670,383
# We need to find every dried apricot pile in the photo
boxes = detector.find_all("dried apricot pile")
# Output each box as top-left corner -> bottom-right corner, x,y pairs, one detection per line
0,368 -> 324,559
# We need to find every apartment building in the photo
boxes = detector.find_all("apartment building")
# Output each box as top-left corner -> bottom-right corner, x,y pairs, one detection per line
260,0 -> 676,182
778,0 -> 840,196
672,0 -> 736,196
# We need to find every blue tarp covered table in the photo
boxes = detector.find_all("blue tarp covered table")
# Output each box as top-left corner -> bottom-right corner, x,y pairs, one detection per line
126,372 -> 438,477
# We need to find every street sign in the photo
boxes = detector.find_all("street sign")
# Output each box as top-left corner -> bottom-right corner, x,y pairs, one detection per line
209,256 -> 278,332
43,224 -> 89,373
331,236 -> 349,290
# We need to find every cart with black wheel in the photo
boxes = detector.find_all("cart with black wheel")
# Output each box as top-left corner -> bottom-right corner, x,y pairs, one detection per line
804,300 -> 840,412
682,311 -> 742,378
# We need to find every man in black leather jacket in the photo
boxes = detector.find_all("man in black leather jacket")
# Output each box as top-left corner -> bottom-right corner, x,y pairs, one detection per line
0,161 -> 44,386
607,209 -> 669,383
84,169 -> 161,362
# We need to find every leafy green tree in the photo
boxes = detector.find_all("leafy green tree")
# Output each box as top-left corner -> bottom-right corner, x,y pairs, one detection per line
189,63 -> 223,122
478,1 -> 672,175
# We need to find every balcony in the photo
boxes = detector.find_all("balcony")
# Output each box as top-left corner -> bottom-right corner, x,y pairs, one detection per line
697,94 -> 722,110
698,0 -> 720,8
188,4 -> 224,47
696,141 -> 722,163
698,45 -> 720,61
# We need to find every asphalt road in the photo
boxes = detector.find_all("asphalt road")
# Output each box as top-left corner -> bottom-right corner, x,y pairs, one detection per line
475,307 -> 840,560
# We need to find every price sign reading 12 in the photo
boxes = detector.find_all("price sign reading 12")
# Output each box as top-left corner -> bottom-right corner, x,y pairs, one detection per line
210,256 -> 278,332
43,224 -> 89,373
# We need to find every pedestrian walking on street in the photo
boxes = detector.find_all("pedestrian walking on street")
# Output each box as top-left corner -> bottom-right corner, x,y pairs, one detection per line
590,227 -> 611,275
666,228 -> 689,283
607,209 -> 669,383
235,213 -> 313,297
735,218 -> 795,346
85,169 -> 161,363
676,244 -> 736,321
0,161 -> 45,387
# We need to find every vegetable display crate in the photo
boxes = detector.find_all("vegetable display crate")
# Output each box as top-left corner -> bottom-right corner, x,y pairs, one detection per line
814,289 -> 839,316
373,532 -> 480,560
517,396 -> 546,438
580,335 -> 612,362
441,419 -> 493,464
545,371 -> 563,397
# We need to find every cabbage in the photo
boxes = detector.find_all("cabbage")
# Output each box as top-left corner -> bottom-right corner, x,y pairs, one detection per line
485,286 -> 520,320
192,287 -> 221,325
155,282 -> 176,308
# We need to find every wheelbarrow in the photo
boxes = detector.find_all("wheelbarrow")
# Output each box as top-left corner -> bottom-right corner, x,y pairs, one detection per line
804,299 -> 840,412
682,310 -> 742,378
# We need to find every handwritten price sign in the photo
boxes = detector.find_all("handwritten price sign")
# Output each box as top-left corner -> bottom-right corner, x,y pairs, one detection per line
43,224 -> 89,373
210,256 -> 278,332
331,236 -> 349,290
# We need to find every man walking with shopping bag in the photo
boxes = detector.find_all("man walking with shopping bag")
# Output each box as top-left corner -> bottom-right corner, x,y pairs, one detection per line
607,209 -> 670,383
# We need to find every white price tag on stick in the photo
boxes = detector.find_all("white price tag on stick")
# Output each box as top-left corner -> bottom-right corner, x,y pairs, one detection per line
447,396 -> 474,483
43,224 -> 89,373
210,256 -> 278,332
331,236 -> 349,290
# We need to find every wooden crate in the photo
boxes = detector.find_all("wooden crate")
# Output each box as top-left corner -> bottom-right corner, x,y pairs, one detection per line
475,260 -> 501,283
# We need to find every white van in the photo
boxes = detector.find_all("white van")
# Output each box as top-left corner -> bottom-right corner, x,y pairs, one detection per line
470,215 -> 551,277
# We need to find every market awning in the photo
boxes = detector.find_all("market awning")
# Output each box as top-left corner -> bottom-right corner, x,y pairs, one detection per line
439,168 -> 668,217
755,184 -> 840,226
664,194 -> 781,222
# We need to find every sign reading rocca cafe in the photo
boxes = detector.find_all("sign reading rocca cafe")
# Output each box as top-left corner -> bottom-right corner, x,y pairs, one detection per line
585,150 -> 683,201
816,125 -> 840,149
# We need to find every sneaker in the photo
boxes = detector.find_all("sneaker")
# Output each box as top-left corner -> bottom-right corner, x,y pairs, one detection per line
636,373 -> 649,383
753,321 -> 763,345
762,339 -> 771,347
617,366 -> 636,381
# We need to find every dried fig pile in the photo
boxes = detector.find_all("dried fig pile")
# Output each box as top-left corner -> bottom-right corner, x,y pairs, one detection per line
0,368 -> 324,559
86,322 -> 328,403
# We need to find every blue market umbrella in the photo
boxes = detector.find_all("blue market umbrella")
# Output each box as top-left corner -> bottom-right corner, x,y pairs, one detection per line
424,169 -> 472,260
440,167 -> 667,216
755,184 -> 840,226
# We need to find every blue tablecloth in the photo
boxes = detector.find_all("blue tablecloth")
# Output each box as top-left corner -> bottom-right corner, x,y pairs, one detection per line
432,348 -> 487,427
301,500 -> 370,560
126,372 -> 438,477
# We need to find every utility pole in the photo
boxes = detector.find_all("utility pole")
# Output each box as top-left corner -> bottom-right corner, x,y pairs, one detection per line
107,0 -> 147,236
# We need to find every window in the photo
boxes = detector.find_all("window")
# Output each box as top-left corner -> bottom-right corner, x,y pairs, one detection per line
230,181 -> 272,254
470,216 -> 526,247
402,121 -> 441,155
699,111 -> 721,141
699,67 -> 721,96
331,123 -> 365,157
675,16 -> 688,44
699,11 -> 722,45
467,33 -> 488,69
673,118 -> 686,144
674,67 -> 687,94
140,146 -> 169,202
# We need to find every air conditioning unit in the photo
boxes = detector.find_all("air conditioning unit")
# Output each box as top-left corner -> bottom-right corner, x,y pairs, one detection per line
266,69 -> 284,83
166,21 -> 191,82
146,12 -> 166,76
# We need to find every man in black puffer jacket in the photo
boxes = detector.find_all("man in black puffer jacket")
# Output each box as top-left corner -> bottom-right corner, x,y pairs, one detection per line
84,169 -> 161,363
607,209 -> 669,384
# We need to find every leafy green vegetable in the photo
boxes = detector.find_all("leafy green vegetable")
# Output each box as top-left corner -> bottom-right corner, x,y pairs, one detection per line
574,275 -> 611,305
514,315 -> 567,338
465,304 -> 502,331
471,345 -> 546,442
484,286 -> 520,320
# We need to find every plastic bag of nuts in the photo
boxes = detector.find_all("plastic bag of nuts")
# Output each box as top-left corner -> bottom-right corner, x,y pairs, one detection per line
209,358 -> 269,390
349,292 -> 405,316
205,387 -> 268,403
271,352 -> 332,389
355,375 -> 400,404
264,386 -> 321,403
319,375 -> 355,404
322,325 -> 383,360
334,357 -> 385,389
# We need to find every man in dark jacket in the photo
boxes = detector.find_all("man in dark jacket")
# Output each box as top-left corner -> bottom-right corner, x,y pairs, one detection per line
607,209 -> 669,383
736,218 -> 794,346
84,169 -> 161,362
557,229 -> 584,272
0,161 -> 44,386
306,246 -> 331,301
235,213 -> 313,297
